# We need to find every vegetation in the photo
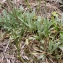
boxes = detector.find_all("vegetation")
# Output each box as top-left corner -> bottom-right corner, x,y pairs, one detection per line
0,0 -> 63,63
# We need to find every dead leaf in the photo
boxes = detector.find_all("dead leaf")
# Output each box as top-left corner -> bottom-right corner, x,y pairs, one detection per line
51,30 -> 57,33
25,39 -> 29,45
3,34 -> 10,39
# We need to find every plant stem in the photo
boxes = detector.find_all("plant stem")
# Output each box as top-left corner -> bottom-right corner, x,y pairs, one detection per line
37,0 -> 41,12
16,41 -> 25,63
44,0 -> 47,19
6,0 -> 13,10
25,0 -> 32,11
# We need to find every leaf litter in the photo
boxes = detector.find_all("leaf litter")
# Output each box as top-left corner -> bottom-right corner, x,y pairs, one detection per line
0,0 -> 63,63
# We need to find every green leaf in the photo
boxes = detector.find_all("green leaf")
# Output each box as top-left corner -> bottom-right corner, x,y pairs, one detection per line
48,41 -> 53,52
59,45 -> 63,51
52,42 -> 59,52
2,10 -> 7,18
48,41 -> 60,53
61,13 -> 63,26
60,32 -> 63,43
38,54 -> 45,60
20,5 -> 24,11
52,11 -> 58,17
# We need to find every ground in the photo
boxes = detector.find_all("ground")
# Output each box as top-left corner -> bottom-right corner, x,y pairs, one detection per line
0,0 -> 63,63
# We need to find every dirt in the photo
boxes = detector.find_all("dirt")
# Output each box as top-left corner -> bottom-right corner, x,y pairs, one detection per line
0,0 -> 63,63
